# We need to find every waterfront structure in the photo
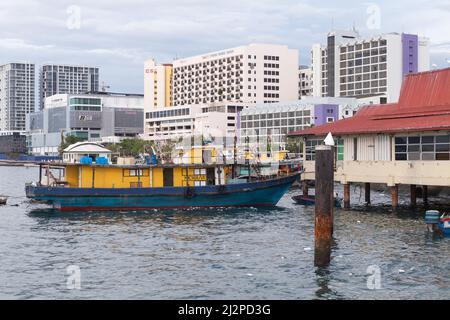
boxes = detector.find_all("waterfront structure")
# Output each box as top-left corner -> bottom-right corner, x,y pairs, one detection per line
62,141 -> 112,164
0,63 -> 35,131
289,67 -> 450,209
299,66 -> 313,98
27,92 -> 144,155
144,59 -> 173,109
172,43 -> 299,106
311,30 -> 430,102
39,64 -> 99,110
144,102 -> 245,142
239,97 -> 365,149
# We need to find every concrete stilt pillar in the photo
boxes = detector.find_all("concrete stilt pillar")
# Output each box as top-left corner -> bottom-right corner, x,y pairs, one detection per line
391,185 -> 399,210
410,184 -> 417,207
423,185 -> 428,206
343,183 -> 350,209
365,183 -> 371,205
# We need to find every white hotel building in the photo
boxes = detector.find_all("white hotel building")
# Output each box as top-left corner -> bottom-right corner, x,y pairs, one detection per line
312,30 -> 430,103
172,43 -> 299,106
145,103 -> 244,142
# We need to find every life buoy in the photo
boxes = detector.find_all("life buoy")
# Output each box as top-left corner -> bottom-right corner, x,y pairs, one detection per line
185,187 -> 195,199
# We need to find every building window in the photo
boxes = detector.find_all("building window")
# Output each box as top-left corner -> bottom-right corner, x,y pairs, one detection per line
305,139 -> 322,161
395,135 -> 450,161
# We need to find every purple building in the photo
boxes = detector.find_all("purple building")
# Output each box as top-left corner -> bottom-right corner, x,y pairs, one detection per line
314,104 -> 339,126
402,33 -> 419,77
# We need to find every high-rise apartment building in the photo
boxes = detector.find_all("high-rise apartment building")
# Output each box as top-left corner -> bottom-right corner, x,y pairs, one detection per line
312,30 -> 430,102
39,64 -> 99,109
0,62 -> 35,131
172,43 -> 299,106
143,59 -> 173,110
299,66 -> 313,98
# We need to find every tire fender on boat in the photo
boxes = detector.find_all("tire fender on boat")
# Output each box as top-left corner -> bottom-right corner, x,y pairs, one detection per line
184,187 -> 196,199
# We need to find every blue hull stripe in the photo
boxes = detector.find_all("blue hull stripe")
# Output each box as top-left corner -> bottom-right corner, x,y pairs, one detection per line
26,174 -> 299,210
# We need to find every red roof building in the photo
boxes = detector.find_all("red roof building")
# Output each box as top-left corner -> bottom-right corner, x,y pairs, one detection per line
293,68 -> 450,192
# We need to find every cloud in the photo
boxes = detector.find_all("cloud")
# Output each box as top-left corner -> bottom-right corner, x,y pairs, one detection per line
0,0 -> 448,92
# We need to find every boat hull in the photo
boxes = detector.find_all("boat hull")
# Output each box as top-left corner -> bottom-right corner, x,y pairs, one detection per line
26,174 -> 299,211
292,195 -> 342,208
439,218 -> 450,237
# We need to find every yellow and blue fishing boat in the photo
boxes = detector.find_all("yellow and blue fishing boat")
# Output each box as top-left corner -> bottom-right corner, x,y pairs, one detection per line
25,143 -> 301,211
25,163 -> 299,211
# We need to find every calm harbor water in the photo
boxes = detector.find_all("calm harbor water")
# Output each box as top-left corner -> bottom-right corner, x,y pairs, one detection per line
0,166 -> 449,300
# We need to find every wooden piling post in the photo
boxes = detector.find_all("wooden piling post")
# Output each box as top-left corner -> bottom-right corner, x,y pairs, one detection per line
391,185 -> 399,210
365,183 -> 371,205
302,181 -> 309,196
423,185 -> 428,206
343,183 -> 350,209
410,184 -> 417,207
314,145 -> 334,267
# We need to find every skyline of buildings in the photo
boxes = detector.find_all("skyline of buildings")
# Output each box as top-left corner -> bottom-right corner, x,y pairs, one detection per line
0,27 -> 439,156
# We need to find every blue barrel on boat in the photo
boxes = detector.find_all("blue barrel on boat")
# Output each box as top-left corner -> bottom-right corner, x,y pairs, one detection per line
425,210 -> 440,224
96,157 -> 109,165
80,156 -> 93,165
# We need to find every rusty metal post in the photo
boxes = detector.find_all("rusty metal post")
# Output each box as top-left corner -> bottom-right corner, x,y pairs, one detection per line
391,185 -> 399,210
314,145 -> 334,267
343,183 -> 350,209
423,185 -> 428,206
410,184 -> 417,207
365,183 -> 371,205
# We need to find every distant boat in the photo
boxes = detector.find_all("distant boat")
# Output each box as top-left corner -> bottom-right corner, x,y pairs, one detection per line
0,196 -> 7,205
292,195 -> 342,208
439,214 -> 450,237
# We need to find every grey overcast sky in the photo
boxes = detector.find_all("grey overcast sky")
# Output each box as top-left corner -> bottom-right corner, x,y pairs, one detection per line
0,0 -> 449,93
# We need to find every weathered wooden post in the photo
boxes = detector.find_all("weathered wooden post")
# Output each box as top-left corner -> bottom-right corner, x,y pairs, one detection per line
343,183 -> 350,209
391,185 -> 399,210
314,145 -> 334,267
365,183 -> 371,205
410,184 -> 417,207
423,185 -> 428,206
302,181 -> 309,196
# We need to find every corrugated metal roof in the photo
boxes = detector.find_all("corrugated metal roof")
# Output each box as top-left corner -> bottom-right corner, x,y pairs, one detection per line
289,68 -> 450,137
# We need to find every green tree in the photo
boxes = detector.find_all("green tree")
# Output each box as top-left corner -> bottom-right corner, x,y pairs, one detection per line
285,137 -> 303,154
107,138 -> 154,157
58,135 -> 84,154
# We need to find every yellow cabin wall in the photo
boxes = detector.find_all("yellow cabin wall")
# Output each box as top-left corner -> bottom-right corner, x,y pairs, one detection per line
152,167 -> 163,187
64,165 -> 211,188
65,166 -> 79,186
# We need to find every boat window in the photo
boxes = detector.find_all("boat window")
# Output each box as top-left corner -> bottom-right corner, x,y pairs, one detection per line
123,169 -> 149,177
